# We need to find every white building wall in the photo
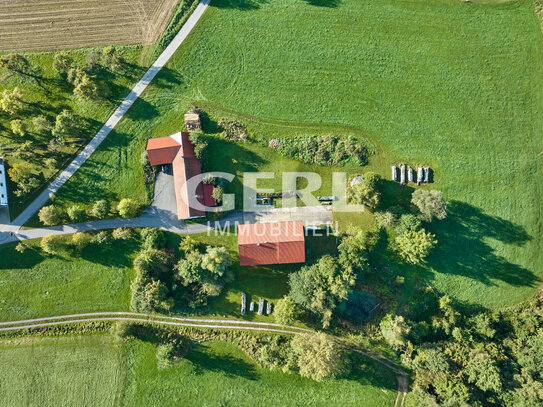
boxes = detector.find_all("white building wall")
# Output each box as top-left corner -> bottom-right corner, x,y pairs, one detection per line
0,158 -> 8,206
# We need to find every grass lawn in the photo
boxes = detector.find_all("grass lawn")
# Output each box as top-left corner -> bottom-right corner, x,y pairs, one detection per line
124,339 -> 397,406
0,238 -> 137,321
50,0 -> 543,309
0,334 -> 125,407
167,230 -> 337,322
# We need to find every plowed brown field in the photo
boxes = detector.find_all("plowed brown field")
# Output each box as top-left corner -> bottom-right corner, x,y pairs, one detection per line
0,0 -> 179,52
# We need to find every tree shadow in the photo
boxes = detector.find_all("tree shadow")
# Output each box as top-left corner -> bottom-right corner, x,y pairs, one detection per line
125,98 -> 159,121
152,67 -> 184,89
0,241 -> 45,270
212,0 -> 268,10
426,200 -> 536,288
303,0 -> 341,7
187,343 -> 259,380
377,179 -> 414,211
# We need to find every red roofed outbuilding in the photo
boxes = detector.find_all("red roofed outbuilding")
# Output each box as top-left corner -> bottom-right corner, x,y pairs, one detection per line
146,131 -> 216,220
237,221 -> 305,266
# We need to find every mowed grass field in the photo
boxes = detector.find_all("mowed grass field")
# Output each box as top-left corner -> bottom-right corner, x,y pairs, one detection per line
52,0 -> 543,309
0,335 -> 125,407
123,339 -> 397,406
0,0 -> 179,52
0,335 -> 397,406
0,238 -> 136,321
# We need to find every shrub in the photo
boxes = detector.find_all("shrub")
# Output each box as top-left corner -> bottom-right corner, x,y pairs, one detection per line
156,343 -> 176,369
412,189 -> 447,222
188,130 -> 208,161
290,333 -> 348,381
112,227 -> 132,240
10,119 -> 26,137
33,115 -> 52,132
52,52 -> 73,75
67,205 -> 86,223
140,228 -> 166,250
91,199 -> 110,218
38,205 -> 63,226
72,232 -> 93,250
117,198 -> 138,218
394,228 -> 437,265
274,296 -> 299,325
218,119 -> 247,141
15,242 -> 27,253
273,135 -> 368,166
93,230 -> 111,245
40,234 -> 66,254
211,186 -> 224,204
395,214 -> 422,236
111,321 -> 132,340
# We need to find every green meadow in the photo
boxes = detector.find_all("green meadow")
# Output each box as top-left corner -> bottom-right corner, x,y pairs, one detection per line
47,0 -> 543,309
0,238 -> 136,321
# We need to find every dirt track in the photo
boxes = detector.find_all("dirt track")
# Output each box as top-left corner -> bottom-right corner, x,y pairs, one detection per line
0,0 -> 179,52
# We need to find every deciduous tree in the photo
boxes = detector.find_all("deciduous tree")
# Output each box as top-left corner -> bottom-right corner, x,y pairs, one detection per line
394,229 -> 436,265
412,189 -> 447,222
38,205 -> 63,226
290,333 -> 348,381
274,296 -> 299,325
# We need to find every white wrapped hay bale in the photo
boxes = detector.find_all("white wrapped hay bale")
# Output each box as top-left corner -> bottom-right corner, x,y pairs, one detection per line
241,293 -> 247,315
417,167 -> 423,183
400,164 -> 406,184
424,167 -> 430,183
266,302 -> 272,315
258,298 -> 264,315
391,165 -> 398,181
250,302 -> 255,312
408,167 -> 414,182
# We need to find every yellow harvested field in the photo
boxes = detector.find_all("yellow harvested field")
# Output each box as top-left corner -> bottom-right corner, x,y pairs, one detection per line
0,0 -> 179,53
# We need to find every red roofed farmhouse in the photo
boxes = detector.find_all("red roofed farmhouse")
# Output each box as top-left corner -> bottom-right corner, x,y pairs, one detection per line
237,221 -> 305,266
146,131 -> 215,220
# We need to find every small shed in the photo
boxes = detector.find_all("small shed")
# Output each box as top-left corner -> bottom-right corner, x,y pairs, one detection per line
391,165 -> 398,181
184,113 -> 201,131
408,167 -> 414,182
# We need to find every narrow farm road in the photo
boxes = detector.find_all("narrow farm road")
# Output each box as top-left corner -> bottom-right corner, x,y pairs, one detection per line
3,0 -> 211,231
0,311 -> 408,404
